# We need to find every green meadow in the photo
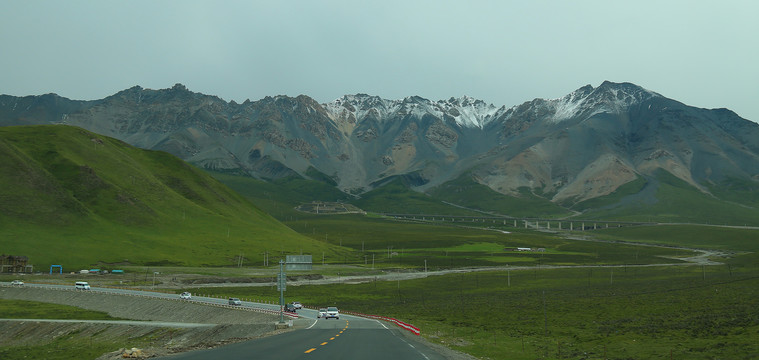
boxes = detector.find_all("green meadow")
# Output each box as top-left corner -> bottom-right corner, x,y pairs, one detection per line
169,177 -> 759,360
0,299 -> 122,320
185,263 -> 759,360
0,126 -> 342,270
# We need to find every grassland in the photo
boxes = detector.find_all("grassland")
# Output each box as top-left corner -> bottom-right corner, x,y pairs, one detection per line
354,178 -> 485,216
0,126 -> 342,269
580,170 -> 759,226
166,190 -> 759,360
0,299 -> 122,320
427,173 -> 574,218
0,333 -> 133,360
184,264 -> 759,360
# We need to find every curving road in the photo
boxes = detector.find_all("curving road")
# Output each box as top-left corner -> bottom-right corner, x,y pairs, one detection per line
155,310 -> 446,360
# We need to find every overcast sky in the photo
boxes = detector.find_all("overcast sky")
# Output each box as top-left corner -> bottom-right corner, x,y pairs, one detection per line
1,1 -> 757,121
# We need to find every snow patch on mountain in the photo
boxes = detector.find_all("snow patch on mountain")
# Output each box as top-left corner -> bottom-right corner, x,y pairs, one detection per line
325,94 -> 498,129
549,82 -> 660,123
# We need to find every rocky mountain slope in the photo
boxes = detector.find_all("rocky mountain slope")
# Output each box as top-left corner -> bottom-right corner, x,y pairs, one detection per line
2,82 -> 758,208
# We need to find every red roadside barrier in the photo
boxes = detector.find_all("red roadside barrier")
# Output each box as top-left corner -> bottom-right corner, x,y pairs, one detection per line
343,311 -> 420,335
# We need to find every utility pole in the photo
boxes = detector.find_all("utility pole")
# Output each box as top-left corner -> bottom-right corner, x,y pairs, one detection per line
278,259 -> 286,325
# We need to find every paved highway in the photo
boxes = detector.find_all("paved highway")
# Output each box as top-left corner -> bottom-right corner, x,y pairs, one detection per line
155,309 -> 445,360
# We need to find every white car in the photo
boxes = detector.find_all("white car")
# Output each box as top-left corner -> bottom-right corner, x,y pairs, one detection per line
11,280 -> 24,286
292,301 -> 302,309
180,292 -> 192,300
228,298 -> 242,306
325,306 -> 339,320
317,308 -> 327,318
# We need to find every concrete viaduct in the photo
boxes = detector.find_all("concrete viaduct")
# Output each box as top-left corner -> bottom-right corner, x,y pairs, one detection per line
380,213 -> 653,231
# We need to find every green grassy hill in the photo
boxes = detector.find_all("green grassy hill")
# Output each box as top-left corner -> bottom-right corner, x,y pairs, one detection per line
352,177 -> 483,216
427,173 -> 574,218
0,125 -> 340,270
579,170 -> 759,225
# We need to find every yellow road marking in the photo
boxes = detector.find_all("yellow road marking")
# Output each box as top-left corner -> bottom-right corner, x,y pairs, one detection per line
321,342 -> 328,345
330,337 -> 335,340
304,348 -> 316,353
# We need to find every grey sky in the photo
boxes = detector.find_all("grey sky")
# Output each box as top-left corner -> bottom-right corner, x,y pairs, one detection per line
1,0 -> 757,122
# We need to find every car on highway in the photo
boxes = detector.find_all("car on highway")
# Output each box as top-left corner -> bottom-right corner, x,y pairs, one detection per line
180,292 -> 192,300
291,301 -> 302,309
317,308 -> 327,318
75,281 -> 90,290
11,280 -> 24,286
325,306 -> 339,319
228,298 -> 242,306
284,303 -> 297,313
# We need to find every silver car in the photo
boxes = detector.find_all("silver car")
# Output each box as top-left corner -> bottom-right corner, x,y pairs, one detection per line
228,298 -> 241,306
325,306 -> 339,319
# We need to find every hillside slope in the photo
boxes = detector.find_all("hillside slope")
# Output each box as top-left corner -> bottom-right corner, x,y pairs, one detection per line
0,125 -> 337,269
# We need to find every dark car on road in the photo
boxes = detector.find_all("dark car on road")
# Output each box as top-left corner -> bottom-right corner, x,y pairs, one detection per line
284,303 -> 297,313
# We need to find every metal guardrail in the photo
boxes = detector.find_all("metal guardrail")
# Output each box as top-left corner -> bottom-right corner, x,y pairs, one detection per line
342,310 -> 420,335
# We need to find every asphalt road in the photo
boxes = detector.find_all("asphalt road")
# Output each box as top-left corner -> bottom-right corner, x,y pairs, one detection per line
155,309 -> 445,360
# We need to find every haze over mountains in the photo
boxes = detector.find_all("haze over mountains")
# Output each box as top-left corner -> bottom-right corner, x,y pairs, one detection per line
2,81 -> 759,216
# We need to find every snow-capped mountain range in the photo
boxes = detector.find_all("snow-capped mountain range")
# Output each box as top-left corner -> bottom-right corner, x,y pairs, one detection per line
325,94 -> 500,129
2,81 -> 758,212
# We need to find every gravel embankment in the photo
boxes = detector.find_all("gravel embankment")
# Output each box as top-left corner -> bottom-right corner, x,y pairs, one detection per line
0,286 -> 286,359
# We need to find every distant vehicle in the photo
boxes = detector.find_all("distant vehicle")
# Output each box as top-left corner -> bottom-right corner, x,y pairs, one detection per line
291,301 -> 302,309
228,298 -> 241,306
325,306 -> 339,320
180,292 -> 192,300
75,281 -> 90,290
11,280 -> 24,286
317,308 -> 327,318
284,303 -> 297,313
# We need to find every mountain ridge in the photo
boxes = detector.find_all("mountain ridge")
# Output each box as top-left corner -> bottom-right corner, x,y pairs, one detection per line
1,81 -> 758,217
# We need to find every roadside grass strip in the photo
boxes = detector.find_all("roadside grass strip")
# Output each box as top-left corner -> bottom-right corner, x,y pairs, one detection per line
343,311 -> 420,335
